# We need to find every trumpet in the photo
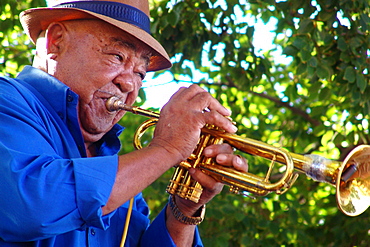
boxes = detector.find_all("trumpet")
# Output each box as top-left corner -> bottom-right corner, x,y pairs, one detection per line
106,96 -> 370,217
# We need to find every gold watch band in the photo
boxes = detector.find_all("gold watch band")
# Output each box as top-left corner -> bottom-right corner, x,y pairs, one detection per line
168,195 -> 206,225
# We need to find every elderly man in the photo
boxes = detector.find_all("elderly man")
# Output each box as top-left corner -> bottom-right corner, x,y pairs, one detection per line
0,0 -> 247,246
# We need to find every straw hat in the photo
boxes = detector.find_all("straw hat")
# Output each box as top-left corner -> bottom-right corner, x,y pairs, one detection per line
20,0 -> 172,71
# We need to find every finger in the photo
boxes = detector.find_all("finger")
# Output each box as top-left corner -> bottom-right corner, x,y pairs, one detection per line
203,144 -> 233,157
216,154 -> 248,172
232,155 -> 248,172
188,89 -> 231,116
168,85 -> 208,107
173,85 -> 232,117
202,110 -> 238,133
165,85 -> 237,133
215,153 -> 234,166
167,85 -> 194,102
188,168 -> 223,193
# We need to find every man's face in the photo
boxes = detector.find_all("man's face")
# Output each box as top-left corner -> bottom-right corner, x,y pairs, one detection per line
51,20 -> 151,144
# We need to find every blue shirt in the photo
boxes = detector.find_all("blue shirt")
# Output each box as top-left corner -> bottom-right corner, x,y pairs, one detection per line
0,66 -> 202,246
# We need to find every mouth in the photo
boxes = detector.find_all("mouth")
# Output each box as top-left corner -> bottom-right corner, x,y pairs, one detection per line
95,90 -> 125,114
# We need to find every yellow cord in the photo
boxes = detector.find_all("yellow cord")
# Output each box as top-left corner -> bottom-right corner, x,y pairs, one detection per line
120,198 -> 134,247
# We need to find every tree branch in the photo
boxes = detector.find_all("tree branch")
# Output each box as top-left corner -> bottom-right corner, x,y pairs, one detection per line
175,77 -> 322,127
248,91 -> 321,127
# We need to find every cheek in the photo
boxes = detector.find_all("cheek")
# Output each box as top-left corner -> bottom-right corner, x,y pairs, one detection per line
79,99 -> 116,134
68,54 -> 117,96
125,89 -> 140,105
73,68 -> 117,104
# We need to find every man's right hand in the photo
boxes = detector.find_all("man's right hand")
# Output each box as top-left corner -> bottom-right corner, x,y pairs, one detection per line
150,84 -> 238,165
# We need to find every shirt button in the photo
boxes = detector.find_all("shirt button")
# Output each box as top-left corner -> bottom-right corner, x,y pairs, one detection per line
90,228 -> 96,236
67,94 -> 74,102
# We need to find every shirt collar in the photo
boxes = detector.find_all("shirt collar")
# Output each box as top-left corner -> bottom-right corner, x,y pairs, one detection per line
17,65 -> 72,114
16,66 -> 124,155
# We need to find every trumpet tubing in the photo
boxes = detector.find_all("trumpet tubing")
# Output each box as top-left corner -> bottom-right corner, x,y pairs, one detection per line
106,97 -> 370,217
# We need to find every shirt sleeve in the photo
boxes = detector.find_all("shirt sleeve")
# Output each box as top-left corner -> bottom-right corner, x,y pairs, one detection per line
0,144 -> 118,241
140,205 -> 203,247
0,82 -> 118,241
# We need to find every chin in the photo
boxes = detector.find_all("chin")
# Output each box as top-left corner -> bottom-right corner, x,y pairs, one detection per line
81,126 -> 111,144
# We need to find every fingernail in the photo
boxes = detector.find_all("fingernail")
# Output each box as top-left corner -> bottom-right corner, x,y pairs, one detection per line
217,154 -> 227,162
235,155 -> 242,165
188,168 -> 196,175
203,149 -> 212,156
231,125 -> 238,133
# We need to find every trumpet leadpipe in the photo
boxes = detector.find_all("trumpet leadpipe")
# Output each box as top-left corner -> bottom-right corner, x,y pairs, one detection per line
106,96 -> 160,118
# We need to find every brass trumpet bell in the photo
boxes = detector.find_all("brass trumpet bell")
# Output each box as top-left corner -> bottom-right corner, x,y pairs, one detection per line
106,97 -> 370,216
335,145 -> 370,216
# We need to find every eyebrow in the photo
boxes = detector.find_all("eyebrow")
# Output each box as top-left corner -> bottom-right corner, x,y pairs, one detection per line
111,37 -> 151,67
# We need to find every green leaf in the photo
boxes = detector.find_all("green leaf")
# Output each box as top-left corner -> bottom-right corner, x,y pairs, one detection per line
292,36 -> 309,50
344,66 -> 356,83
313,125 -> 326,137
283,45 -> 298,57
308,57 -> 318,67
337,37 -> 348,51
356,73 -> 367,92
167,10 -> 180,26
310,105 -> 325,117
317,11 -> 334,21
298,19 -> 314,34
316,64 -> 330,79
340,51 -> 351,62
323,56 -> 336,66
296,62 -> 307,75
348,37 -> 363,49
319,87 -> 331,101
161,25 -> 174,39
301,49 -> 312,62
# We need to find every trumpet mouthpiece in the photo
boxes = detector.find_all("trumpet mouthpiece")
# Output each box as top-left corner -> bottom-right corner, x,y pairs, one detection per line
105,96 -> 133,112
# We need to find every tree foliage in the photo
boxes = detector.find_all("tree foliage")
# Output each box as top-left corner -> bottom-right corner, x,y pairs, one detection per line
0,0 -> 45,76
147,0 -> 370,246
2,0 -> 369,246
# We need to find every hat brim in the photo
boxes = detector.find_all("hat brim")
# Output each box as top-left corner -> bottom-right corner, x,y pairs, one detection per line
20,8 -> 172,72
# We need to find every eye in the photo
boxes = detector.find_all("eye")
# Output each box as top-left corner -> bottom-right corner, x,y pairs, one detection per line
113,53 -> 124,62
136,72 -> 146,80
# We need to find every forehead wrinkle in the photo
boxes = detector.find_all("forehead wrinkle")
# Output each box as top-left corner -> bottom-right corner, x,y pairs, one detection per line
110,37 -> 151,67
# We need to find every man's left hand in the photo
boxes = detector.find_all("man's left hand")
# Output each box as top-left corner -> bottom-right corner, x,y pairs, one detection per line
174,143 -> 248,215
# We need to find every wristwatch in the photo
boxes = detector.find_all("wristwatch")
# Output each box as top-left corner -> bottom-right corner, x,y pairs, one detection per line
168,195 -> 206,225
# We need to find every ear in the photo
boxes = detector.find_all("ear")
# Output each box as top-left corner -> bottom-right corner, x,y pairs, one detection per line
45,22 -> 67,56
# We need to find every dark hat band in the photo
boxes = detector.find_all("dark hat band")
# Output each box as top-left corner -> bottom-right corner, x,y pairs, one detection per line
54,1 -> 150,33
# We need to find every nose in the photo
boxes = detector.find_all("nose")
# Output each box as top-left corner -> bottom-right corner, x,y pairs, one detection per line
113,72 -> 137,93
